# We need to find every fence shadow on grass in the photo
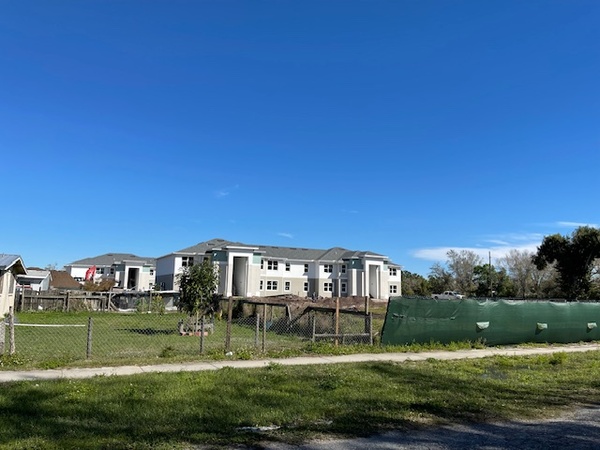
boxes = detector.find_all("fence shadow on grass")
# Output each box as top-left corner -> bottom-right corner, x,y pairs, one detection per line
115,327 -> 179,336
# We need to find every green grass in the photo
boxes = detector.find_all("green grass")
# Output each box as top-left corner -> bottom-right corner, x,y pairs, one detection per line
1,311 -> 498,370
3,311 -> 311,370
1,350 -> 600,448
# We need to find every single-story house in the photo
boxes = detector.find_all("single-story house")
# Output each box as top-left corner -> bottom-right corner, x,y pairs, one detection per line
17,267 -> 51,291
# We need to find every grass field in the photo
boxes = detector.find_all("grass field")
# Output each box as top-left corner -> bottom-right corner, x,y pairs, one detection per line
1,309 -> 494,371
1,350 -> 599,449
2,311 -> 315,370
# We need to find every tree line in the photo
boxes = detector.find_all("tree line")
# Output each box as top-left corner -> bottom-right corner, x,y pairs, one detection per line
402,226 -> 600,300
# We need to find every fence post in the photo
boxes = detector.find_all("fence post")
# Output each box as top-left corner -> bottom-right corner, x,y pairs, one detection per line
86,317 -> 93,359
200,315 -> 205,354
255,313 -> 260,349
200,314 -> 206,354
311,313 -> 316,343
335,297 -> 340,346
9,307 -> 15,355
368,312 -> 373,345
17,289 -> 24,312
0,315 -> 5,354
262,304 -> 267,353
225,297 -> 233,353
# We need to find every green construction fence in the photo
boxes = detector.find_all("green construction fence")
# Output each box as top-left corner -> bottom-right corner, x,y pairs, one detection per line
381,297 -> 600,346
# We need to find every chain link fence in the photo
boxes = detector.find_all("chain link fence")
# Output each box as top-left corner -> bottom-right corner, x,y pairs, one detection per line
1,297 -> 374,367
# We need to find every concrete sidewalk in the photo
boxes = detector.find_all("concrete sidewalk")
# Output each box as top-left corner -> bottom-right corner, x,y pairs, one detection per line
1,343 -> 599,383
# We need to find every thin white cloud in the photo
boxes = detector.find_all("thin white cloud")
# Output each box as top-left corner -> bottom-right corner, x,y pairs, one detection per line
412,223 -> 598,271
214,184 -> 240,199
485,232 -> 545,242
413,243 -> 540,265
412,247 -> 457,261
484,239 -> 510,246
556,221 -> 598,228
278,232 -> 294,239
413,232 -> 542,266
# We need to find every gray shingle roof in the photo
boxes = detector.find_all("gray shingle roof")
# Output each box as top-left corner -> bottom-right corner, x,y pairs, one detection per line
173,239 -> 392,263
67,253 -> 156,267
176,238 -> 244,255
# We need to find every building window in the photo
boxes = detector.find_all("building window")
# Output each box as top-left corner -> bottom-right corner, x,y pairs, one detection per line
267,280 -> 278,291
390,285 -> 398,294
97,267 -> 104,275
267,260 -> 278,271
285,262 -> 290,271
324,282 -> 333,292
304,264 -> 309,273
260,280 -> 263,290
149,269 -> 154,276
341,264 -> 346,274
110,267 -> 115,275
182,256 -> 194,267
284,281 -> 290,291
8,276 -> 14,294
341,282 -> 347,293
303,282 -> 308,292
323,264 -> 333,273
389,268 -> 397,276
261,259 -> 264,270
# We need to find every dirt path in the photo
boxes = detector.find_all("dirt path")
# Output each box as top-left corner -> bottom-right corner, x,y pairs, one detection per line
261,404 -> 600,449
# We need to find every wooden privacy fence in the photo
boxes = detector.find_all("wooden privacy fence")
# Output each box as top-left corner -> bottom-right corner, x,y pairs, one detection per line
17,290 -> 112,312
16,290 -> 180,313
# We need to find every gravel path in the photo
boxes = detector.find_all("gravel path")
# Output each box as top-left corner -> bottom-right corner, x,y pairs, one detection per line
262,405 -> 600,449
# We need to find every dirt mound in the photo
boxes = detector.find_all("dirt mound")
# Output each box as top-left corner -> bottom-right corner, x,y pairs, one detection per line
242,294 -> 382,314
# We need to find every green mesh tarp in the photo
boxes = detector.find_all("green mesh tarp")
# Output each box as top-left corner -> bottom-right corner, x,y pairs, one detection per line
381,297 -> 600,346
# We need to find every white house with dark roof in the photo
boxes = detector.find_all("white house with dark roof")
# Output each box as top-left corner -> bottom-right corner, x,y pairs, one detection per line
0,254 -> 27,317
155,238 -> 401,300
64,253 -> 156,291
17,268 -> 51,291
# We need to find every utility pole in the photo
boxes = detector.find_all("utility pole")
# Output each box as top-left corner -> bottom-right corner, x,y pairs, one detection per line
489,251 -> 493,298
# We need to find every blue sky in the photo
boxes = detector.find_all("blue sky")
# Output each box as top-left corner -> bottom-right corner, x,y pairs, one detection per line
1,1 -> 598,276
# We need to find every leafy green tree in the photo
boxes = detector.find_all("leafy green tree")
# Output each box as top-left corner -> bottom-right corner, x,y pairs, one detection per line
533,226 -> 600,300
401,270 -> 430,296
473,264 -> 514,298
177,259 -> 220,323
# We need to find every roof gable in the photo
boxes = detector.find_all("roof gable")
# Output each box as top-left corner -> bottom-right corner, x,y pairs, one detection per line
0,254 -> 27,274
50,270 -> 82,289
